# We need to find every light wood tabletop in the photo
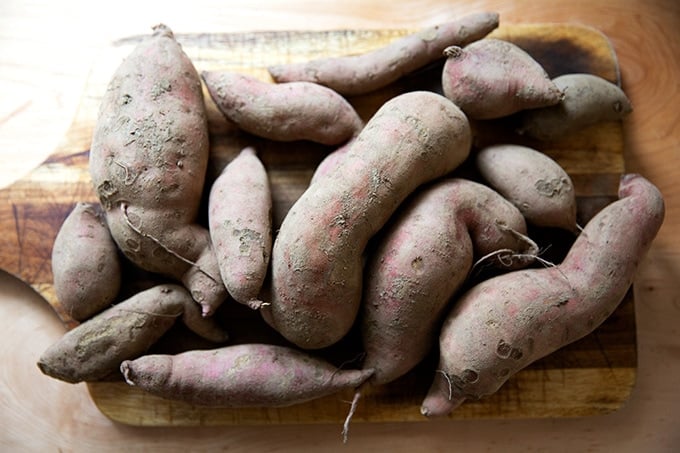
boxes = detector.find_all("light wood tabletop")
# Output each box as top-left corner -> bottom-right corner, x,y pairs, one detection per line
1,1 -> 678,451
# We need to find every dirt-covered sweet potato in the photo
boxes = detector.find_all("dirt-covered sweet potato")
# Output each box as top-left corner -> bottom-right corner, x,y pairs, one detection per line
518,73 -> 633,141
88,24 -> 227,316
51,202 -> 121,321
265,91 -> 472,350
361,178 -> 538,386
202,71 -> 363,145
120,343 -> 373,407
420,174 -> 664,417
267,12 -> 500,96
441,38 -> 563,119
208,147 -> 272,309
475,144 -> 578,232
37,284 -> 228,384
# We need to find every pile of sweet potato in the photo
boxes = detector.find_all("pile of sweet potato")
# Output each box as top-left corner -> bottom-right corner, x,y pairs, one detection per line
38,12 -> 664,440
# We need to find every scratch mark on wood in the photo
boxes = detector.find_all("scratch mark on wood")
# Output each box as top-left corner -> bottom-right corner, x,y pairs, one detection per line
593,331 -> 615,374
44,149 -> 90,165
12,203 -> 23,273
0,100 -> 32,126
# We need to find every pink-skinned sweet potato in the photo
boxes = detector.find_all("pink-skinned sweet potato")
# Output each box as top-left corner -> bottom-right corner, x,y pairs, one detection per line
518,73 -> 633,141
420,174 -> 664,417
441,38 -> 563,119
37,284 -> 228,384
120,343 -> 373,407
475,144 -> 578,232
264,91 -> 472,350
51,202 -> 122,322
208,147 -> 272,309
89,24 -> 227,316
361,178 -> 538,386
267,12 -> 499,96
202,71 -> 363,145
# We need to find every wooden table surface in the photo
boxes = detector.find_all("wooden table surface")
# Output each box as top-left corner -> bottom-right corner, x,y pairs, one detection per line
1,1 -> 678,451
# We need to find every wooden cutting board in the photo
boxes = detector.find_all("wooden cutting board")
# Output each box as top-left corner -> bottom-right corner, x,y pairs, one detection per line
0,22 -> 634,426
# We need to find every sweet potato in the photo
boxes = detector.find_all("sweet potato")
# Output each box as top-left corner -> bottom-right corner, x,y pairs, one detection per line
441,38 -> 563,119
208,147 -> 272,309
88,24 -> 227,316
361,178 -> 538,386
37,284 -> 228,383
518,73 -> 633,141
265,91 -> 472,349
202,71 -> 363,145
267,12 -> 500,96
120,344 -> 373,407
420,173 -> 664,417
475,144 -> 578,232
51,202 -> 122,321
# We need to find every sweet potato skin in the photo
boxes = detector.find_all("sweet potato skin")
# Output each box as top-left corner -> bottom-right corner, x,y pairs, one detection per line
202,71 -> 363,145
121,344 -> 374,407
88,24 -> 227,316
37,284 -> 227,383
266,91 -> 472,349
209,147 -> 272,308
268,12 -> 500,96
420,174 -> 664,417
90,24 -> 207,224
441,38 -> 563,119
51,202 -> 121,321
361,178 -> 537,385
475,144 -> 578,231
519,73 -> 633,141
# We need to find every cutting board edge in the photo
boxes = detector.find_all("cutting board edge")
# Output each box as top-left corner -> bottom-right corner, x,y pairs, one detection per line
87,364 -> 637,426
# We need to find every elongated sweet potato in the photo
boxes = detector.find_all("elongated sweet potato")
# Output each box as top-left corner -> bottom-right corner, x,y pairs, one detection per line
209,147 -> 272,309
475,144 -> 578,231
361,178 -> 538,386
120,344 -> 373,407
52,202 -> 122,321
202,71 -> 363,145
518,73 -> 633,141
441,38 -> 563,119
265,91 -> 472,349
268,12 -> 499,96
420,174 -> 664,417
89,24 -> 227,316
37,284 -> 228,383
